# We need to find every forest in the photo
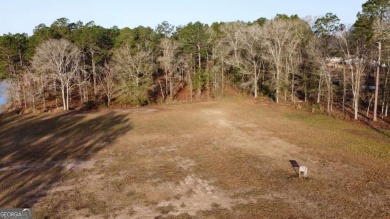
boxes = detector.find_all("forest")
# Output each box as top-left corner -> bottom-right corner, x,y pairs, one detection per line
0,0 -> 389,122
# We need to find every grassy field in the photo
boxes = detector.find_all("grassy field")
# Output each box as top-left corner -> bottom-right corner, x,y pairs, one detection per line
0,97 -> 389,218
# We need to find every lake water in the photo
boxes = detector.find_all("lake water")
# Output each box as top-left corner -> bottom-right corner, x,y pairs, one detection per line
0,96 -> 4,105
0,81 -> 8,107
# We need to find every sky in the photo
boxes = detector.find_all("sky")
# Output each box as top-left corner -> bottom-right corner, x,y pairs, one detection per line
0,0 -> 367,36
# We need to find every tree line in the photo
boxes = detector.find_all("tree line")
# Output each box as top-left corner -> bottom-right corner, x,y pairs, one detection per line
0,0 -> 389,121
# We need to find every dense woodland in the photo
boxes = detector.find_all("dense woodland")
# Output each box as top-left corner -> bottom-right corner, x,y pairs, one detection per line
0,0 -> 389,122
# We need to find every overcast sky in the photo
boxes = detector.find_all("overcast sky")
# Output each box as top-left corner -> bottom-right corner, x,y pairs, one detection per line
0,0 -> 366,35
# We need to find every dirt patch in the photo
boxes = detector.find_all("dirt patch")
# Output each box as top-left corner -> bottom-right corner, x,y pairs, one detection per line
155,174 -> 250,217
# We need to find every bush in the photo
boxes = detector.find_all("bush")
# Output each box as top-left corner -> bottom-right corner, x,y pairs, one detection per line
83,101 -> 100,110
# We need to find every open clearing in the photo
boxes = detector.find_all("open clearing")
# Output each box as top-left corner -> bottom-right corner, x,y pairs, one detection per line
0,97 -> 389,218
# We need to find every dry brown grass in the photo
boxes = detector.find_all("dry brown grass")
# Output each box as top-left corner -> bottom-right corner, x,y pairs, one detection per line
0,97 -> 389,218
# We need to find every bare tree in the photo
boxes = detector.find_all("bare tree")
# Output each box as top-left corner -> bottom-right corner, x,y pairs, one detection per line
351,57 -> 366,120
220,22 -> 263,97
381,63 -> 390,117
337,31 -> 366,120
32,39 -> 81,110
263,19 -> 295,103
385,72 -> 390,117
26,70 -> 42,110
319,58 -> 334,114
284,20 -> 307,103
98,61 -> 115,106
158,38 -> 180,101
112,45 -> 154,105
372,17 -> 390,121
219,22 -> 245,71
310,37 -> 334,114
337,31 -> 351,112
238,24 -> 264,98
212,39 -> 230,95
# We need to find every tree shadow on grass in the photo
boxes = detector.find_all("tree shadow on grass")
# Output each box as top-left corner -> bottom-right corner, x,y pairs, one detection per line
0,111 -> 132,207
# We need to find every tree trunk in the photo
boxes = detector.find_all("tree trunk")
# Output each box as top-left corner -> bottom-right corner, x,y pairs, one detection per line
107,91 -> 111,107
254,67 -> 258,98
324,69 -> 332,115
317,74 -> 322,103
196,70 -> 201,100
53,81 -> 58,108
165,66 -> 169,98
197,44 -> 201,70
221,59 -> 224,94
367,94 -> 374,118
206,52 -> 210,100
327,88 -> 331,114
276,65 -> 280,103
32,95 -> 35,110
41,75 -> 46,109
77,73 -> 83,103
373,42 -> 381,122
66,86 -> 69,111
330,86 -> 333,112
352,95 -> 358,120
22,77 -> 27,108
381,67 -> 389,117
285,58 -> 289,101
158,79 -> 165,101
291,71 -> 295,103
214,69 -> 217,95
84,87 -> 88,103
169,75 -> 174,100
188,69 -> 193,101
342,68 -> 346,113
351,64 -> 359,120
61,82 -> 66,110
92,50 -> 97,98
304,80 -> 307,102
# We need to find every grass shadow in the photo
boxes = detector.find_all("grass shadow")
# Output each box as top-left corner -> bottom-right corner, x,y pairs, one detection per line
0,111 -> 132,207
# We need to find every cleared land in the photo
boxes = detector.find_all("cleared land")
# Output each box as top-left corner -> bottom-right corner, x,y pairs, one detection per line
0,97 -> 389,218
